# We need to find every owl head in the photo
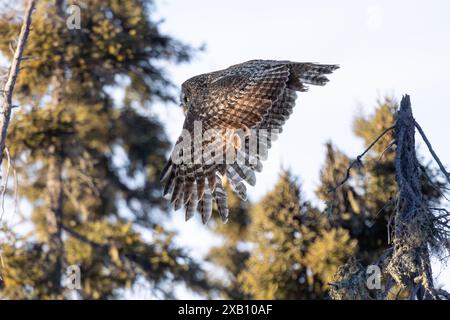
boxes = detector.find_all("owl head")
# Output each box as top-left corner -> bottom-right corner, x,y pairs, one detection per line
180,73 -> 210,114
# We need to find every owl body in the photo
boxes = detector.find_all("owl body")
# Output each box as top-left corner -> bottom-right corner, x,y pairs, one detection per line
161,60 -> 339,223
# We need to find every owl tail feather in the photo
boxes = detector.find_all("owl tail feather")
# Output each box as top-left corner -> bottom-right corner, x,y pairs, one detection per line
185,187 -> 198,221
198,188 -> 213,224
226,166 -> 248,201
160,158 -> 230,224
213,176 -> 229,223
198,173 -> 229,224
160,158 -> 173,184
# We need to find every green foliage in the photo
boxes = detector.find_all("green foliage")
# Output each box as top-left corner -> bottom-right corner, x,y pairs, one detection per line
207,182 -> 251,299
237,172 -> 356,299
0,0 -> 208,299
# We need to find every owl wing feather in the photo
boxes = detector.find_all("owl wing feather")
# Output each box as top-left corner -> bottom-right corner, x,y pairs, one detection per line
205,63 -> 290,131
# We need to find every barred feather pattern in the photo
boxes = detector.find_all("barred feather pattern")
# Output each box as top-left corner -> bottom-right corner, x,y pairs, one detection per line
160,60 -> 338,223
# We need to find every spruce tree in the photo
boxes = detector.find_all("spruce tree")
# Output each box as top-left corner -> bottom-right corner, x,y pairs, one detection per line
237,172 -> 356,299
206,183 -> 251,299
0,0 -> 208,299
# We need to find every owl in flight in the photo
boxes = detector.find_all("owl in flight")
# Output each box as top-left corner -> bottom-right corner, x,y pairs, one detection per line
160,60 -> 338,224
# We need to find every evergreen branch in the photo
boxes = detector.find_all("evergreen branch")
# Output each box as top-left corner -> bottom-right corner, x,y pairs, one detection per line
328,125 -> 395,193
61,224 -> 107,251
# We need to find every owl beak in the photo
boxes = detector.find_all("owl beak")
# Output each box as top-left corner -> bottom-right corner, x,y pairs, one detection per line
181,103 -> 188,115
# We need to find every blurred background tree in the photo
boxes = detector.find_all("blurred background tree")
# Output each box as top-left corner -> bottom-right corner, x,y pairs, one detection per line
0,0 -> 210,299
317,98 -> 400,264
206,183 -> 251,299
236,172 -> 356,299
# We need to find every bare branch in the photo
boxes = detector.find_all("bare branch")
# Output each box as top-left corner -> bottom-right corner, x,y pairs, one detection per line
437,289 -> 450,299
378,140 -> 396,161
328,125 -> 395,193
0,0 -> 37,169
414,120 -> 450,186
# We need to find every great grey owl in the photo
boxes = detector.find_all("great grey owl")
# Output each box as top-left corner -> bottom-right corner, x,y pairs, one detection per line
160,59 -> 338,224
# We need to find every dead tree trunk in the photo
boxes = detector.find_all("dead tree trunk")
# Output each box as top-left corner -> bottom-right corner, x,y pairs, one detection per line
387,95 -> 435,299
329,94 -> 450,300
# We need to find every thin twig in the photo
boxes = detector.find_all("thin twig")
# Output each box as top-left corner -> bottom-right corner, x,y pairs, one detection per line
414,120 -> 450,186
437,289 -> 450,299
12,161 -> 18,216
375,195 -> 397,218
420,166 -> 450,203
0,147 -> 11,222
378,140 -> 396,161
328,125 -> 395,193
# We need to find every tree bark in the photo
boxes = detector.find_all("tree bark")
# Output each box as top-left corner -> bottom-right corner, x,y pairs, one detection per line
44,0 -> 66,295
45,145 -> 64,293
391,95 -> 434,300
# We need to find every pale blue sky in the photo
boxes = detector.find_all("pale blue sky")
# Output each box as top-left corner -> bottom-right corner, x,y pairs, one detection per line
153,0 -> 450,297
156,0 -> 450,200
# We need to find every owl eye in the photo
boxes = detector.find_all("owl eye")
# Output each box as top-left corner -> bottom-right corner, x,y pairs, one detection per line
180,94 -> 189,114
180,91 -> 189,104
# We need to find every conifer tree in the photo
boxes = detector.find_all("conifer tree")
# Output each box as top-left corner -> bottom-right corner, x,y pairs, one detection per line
237,172 -> 356,299
207,183 -> 251,299
0,0 -> 209,299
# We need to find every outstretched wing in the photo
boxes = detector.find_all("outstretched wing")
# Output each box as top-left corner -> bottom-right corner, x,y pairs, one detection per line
161,60 -> 339,224
223,62 -> 339,201
204,62 -> 290,131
